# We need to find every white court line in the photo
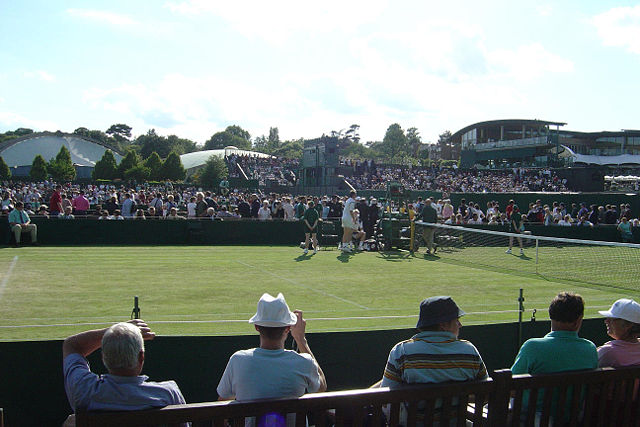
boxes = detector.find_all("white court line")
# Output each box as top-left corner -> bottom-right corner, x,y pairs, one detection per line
236,260 -> 370,309
0,256 -> 18,301
0,309 -> 544,329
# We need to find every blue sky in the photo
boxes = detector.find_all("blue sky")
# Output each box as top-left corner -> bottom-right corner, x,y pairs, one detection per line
1,1 -> 640,145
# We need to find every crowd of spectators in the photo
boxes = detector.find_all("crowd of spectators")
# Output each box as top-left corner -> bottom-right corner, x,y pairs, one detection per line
346,166 -> 568,192
227,155 -> 298,187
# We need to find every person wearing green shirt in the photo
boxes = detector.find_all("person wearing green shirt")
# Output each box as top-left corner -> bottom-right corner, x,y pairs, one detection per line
511,292 -> 597,422
8,201 -> 39,247
302,201 -> 320,254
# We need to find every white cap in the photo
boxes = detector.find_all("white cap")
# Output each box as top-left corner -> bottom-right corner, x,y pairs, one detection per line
249,293 -> 297,327
598,299 -> 640,324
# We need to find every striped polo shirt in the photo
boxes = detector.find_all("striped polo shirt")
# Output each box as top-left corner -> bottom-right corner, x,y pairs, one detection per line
381,331 -> 488,387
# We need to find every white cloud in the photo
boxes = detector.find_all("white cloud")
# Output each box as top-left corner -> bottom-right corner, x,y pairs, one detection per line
23,70 -> 55,82
67,8 -> 139,26
163,0 -> 388,43
593,6 -> 640,54
536,5 -> 553,17
0,112 -> 58,132
487,43 -> 574,80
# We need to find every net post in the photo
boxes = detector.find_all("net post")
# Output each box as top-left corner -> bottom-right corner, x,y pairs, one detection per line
535,238 -> 539,274
518,289 -> 524,347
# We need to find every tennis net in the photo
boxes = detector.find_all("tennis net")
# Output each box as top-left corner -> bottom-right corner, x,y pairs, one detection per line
413,221 -> 640,290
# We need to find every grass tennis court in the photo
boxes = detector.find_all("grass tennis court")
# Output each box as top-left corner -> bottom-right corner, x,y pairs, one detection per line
0,245 -> 635,341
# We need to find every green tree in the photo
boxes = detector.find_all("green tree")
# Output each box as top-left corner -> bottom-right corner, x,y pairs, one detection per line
124,165 -> 151,182
117,150 -> 140,178
381,123 -> 409,161
30,155 -> 48,180
267,127 -> 280,153
197,155 -> 228,188
0,156 -> 11,179
93,150 -> 118,180
225,125 -> 251,141
406,127 -> 423,157
438,130 -> 455,160
253,135 -> 268,153
106,123 -> 133,144
0,128 -> 33,143
160,151 -> 186,181
204,125 -> 252,150
144,152 -> 163,181
272,138 -> 304,159
49,146 -> 76,181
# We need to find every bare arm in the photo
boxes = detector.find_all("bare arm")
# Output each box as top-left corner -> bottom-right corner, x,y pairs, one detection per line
62,319 -> 155,359
290,310 -> 327,392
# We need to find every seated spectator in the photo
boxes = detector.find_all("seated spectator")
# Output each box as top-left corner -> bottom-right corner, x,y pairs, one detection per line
511,292 -> 597,420
206,207 -> 217,220
380,296 -> 487,425
37,205 -> 49,218
113,209 -> 124,220
60,206 -> 75,220
134,209 -> 146,220
147,206 -> 157,218
216,205 -> 234,219
63,319 -> 185,420
597,299 -> 640,367
165,207 -> 185,220
576,215 -> 593,227
98,210 -> 113,220
217,293 -> 326,426
617,217 -> 633,242
8,201 -> 39,247
557,215 -> 572,226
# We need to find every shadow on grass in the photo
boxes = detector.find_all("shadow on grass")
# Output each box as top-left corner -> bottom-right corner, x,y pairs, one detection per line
294,253 -> 312,262
337,251 -> 354,263
376,250 -> 412,262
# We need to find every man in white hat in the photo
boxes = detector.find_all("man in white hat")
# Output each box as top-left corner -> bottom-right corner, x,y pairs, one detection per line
597,298 -> 640,367
217,293 -> 326,412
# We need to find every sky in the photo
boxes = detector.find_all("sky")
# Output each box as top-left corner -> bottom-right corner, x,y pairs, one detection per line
1,1 -> 640,146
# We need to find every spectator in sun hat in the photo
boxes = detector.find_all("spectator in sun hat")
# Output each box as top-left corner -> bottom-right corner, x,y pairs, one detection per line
217,293 -> 326,426
379,296 -> 487,425
597,299 -> 640,368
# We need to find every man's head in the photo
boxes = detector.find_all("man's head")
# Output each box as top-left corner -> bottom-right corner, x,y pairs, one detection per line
15,201 -> 24,210
416,296 -> 465,336
549,292 -> 585,331
102,322 -> 145,375
249,293 -> 297,342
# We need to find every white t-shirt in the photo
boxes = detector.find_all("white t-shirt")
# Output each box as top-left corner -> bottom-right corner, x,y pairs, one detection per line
217,348 -> 322,426
217,348 -> 322,401
342,197 -> 356,221
186,202 -> 196,218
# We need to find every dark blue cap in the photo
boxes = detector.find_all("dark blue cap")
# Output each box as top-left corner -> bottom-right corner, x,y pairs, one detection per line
417,296 -> 465,329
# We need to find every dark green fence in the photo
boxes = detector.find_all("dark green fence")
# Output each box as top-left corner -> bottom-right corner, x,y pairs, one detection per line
0,319 -> 609,426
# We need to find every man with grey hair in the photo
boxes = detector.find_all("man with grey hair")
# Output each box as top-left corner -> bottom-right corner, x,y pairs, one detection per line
63,319 -> 185,414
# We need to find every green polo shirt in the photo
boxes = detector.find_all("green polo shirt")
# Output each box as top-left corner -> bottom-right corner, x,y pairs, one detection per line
302,207 -> 319,230
511,330 -> 597,417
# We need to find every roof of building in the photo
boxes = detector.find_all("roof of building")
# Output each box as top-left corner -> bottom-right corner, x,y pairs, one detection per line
180,146 -> 273,170
451,119 -> 567,140
0,132 -> 124,167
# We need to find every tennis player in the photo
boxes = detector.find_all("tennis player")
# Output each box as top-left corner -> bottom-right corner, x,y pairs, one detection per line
340,190 -> 357,252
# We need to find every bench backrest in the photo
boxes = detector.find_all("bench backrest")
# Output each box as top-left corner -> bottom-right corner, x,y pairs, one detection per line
490,366 -> 640,427
76,379 -> 494,427
76,366 -> 640,427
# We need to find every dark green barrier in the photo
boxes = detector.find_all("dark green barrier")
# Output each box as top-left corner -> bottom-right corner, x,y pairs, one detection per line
0,319 -> 609,426
1,218 -> 310,246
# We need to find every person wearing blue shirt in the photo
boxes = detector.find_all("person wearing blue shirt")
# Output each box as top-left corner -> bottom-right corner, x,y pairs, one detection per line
63,319 -> 185,419
8,201 -> 38,247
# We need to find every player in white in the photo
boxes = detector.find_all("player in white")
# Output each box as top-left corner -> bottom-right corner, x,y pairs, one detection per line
340,190 -> 358,252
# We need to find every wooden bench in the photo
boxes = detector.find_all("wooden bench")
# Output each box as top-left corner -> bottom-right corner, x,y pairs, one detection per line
75,366 -> 640,427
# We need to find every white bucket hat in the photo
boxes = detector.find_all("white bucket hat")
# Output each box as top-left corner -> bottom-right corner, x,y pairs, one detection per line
249,293 -> 297,327
598,299 -> 640,324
